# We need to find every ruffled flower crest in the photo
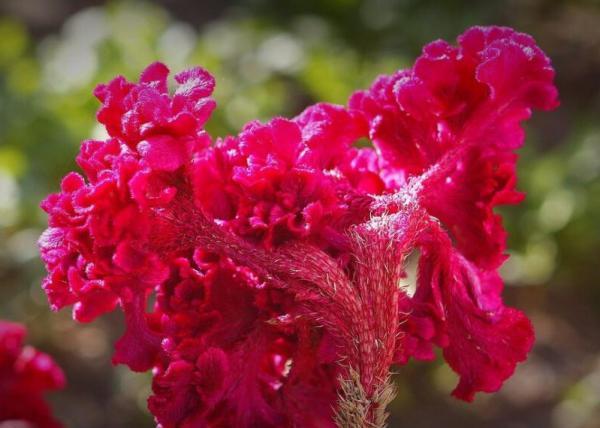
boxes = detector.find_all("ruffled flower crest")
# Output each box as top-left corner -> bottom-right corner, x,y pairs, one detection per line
39,26 -> 558,427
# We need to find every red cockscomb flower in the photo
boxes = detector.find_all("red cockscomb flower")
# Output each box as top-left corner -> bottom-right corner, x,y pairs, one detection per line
0,321 -> 65,428
39,26 -> 557,427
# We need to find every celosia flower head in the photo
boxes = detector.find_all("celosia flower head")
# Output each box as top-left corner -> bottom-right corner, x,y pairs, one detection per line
39,26 -> 557,427
0,321 -> 65,428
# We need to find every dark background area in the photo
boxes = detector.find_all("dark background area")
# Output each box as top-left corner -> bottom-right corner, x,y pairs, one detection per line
1,1 -> 599,427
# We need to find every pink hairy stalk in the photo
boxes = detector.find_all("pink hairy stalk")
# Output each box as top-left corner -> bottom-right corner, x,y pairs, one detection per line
39,26 -> 558,427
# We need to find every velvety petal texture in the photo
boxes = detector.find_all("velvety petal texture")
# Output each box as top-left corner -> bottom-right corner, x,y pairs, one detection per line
39,26 -> 557,427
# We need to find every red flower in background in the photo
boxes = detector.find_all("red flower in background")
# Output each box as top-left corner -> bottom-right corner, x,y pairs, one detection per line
39,26 -> 558,427
0,321 -> 65,428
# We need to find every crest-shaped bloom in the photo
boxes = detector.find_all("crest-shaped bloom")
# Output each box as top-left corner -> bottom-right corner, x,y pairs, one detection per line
350,26 -> 557,400
0,321 -> 65,428
39,26 -> 557,427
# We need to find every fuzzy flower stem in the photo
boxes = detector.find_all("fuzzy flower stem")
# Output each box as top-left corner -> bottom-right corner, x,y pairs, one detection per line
334,368 -> 397,428
155,198 -> 417,427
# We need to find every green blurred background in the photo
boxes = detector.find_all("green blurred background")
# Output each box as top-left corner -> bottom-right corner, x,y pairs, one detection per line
0,1 -> 599,427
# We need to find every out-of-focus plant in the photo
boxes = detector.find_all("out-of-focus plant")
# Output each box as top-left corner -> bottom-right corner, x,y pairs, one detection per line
0,320 -> 65,427
501,126 -> 600,293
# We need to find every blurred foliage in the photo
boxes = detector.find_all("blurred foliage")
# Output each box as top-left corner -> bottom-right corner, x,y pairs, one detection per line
0,1 -> 599,427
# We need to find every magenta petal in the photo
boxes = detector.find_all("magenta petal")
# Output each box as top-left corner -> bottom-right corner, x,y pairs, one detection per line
138,135 -> 185,172
195,347 -> 228,397
445,304 -> 534,401
139,62 -> 170,94
294,102 -> 367,168
149,359 -> 199,426
174,67 -> 216,99
112,296 -> 161,372
415,227 -> 535,401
